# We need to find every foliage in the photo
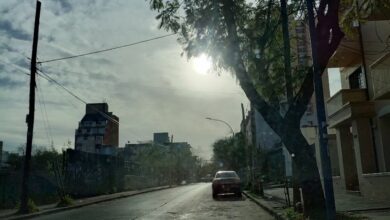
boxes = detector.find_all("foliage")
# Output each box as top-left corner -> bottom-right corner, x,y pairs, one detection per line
212,132 -> 247,172
285,207 -> 304,220
56,195 -> 74,208
148,0 -> 307,106
32,147 -> 62,172
16,199 -> 39,214
133,143 -> 199,184
6,153 -> 23,170
340,0 -> 390,36
5,145 -> 63,172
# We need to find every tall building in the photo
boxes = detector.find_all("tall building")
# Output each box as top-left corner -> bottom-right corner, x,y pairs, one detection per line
74,103 -> 119,155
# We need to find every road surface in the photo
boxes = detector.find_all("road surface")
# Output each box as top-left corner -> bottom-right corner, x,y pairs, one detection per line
36,183 -> 274,220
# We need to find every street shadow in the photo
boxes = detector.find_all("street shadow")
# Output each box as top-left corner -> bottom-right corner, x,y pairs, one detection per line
213,194 -> 245,202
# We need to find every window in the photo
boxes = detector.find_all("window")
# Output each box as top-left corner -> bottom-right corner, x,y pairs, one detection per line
349,67 -> 366,89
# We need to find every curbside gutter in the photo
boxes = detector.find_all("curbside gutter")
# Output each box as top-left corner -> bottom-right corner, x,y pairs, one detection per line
243,191 -> 287,220
1,185 -> 177,220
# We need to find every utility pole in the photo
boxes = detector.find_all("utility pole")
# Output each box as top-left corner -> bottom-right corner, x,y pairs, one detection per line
20,0 -> 41,214
305,0 -> 336,219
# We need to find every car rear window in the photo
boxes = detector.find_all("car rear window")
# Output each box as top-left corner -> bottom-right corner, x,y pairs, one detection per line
215,172 -> 238,178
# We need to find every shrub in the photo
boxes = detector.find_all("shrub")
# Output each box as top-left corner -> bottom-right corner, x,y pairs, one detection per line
284,207 -> 305,220
56,195 -> 74,207
16,199 -> 40,214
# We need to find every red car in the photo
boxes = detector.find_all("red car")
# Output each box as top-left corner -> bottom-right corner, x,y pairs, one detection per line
212,171 -> 242,198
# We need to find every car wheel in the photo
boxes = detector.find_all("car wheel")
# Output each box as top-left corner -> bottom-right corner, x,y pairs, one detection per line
212,191 -> 218,199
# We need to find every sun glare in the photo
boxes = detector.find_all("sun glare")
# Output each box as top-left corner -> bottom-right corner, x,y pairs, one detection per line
193,54 -> 212,75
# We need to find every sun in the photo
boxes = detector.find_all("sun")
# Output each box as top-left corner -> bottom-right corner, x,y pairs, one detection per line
193,54 -> 212,75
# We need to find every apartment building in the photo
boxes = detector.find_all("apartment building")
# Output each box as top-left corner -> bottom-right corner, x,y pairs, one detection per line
325,12 -> 390,200
75,103 -> 119,155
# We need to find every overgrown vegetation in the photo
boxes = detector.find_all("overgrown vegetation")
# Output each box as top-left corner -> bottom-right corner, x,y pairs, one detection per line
56,195 -> 74,208
132,143 -> 200,185
15,199 -> 39,214
285,207 -> 305,220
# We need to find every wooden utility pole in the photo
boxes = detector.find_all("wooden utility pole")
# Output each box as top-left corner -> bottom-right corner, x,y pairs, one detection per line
20,0 -> 41,214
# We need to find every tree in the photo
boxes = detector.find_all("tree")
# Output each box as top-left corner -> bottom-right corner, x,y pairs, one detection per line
146,0 -> 344,218
132,143 -> 198,185
212,133 -> 247,174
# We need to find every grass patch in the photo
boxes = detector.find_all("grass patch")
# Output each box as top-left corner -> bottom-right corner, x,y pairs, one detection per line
16,199 -> 40,214
56,195 -> 74,207
284,207 -> 305,220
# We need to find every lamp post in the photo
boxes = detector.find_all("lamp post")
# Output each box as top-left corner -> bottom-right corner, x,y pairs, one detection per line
205,117 -> 234,136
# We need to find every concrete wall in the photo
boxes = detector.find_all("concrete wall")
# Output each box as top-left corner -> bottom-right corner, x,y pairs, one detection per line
360,172 -> 390,201
356,21 -> 390,100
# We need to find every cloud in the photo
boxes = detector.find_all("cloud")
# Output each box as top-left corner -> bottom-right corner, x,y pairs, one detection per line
0,0 -> 249,159
0,75 -> 24,89
0,20 -> 31,41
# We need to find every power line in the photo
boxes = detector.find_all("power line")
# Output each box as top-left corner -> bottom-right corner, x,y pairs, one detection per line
0,59 -> 30,76
36,81 -> 53,146
36,69 -> 119,125
38,33 -> 176,64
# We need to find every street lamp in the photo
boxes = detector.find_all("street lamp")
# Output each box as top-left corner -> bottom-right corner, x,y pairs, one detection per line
205,117 -> 234,136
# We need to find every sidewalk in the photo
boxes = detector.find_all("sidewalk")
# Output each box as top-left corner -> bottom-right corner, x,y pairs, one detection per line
0,185 -> 173,220
243,191 -> 287,220
263,187 -> 390,219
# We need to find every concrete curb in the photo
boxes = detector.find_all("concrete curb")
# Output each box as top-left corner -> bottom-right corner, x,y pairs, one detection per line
1,185 -> 176,220
243,191 -> 287,220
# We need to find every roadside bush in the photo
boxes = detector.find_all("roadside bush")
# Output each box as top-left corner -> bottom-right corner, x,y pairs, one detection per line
284,207 -> 304,220
15,199 -> 40,213
56,195 -> 74,207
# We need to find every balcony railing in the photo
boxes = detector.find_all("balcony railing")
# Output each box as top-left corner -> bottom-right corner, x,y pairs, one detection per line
327,89 -> 368,117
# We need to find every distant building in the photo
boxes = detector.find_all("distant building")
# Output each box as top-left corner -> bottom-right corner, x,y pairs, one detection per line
74,103 -> 119,155
153,132 -> 170,144
123,133 -> 191,173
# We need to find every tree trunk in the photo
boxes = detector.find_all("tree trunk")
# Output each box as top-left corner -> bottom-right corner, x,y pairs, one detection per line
280,123 -> 326,219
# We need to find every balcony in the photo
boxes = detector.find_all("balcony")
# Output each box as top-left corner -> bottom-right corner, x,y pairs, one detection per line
327,89 -> 375,127
327,38 -> 361,68
370,52 -> 390,100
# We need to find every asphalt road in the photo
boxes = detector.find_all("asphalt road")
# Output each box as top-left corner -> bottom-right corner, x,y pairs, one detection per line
36,183 -> 274,220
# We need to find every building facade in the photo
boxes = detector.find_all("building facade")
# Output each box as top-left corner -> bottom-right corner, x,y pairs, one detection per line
75,103 -> 119,155
325,12 -> 390,200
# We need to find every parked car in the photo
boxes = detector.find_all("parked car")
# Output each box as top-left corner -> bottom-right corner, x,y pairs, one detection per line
212,170 -> 241,198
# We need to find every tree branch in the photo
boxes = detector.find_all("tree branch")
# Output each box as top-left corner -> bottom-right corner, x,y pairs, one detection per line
220,0 -> 285,135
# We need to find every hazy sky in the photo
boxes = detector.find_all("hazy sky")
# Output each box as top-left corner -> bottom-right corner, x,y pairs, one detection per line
0,0 -> 249,159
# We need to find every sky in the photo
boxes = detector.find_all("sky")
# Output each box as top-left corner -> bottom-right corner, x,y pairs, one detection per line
0,0 -> 250,159
328,68 -> 342,96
